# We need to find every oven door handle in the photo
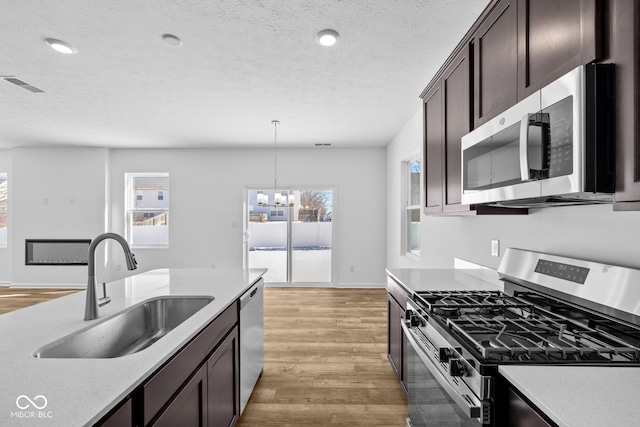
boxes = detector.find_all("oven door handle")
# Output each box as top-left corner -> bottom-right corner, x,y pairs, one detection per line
401,321 -> 481,420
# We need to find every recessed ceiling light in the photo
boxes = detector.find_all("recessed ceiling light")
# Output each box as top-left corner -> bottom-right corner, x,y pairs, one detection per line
44,38 -> 77,54
161,34 -> 183,47
316,29 -> 339,47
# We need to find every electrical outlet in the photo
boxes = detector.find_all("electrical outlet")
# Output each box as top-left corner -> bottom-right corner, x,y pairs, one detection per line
491,240 -> 500,257
349,265 -> 355,273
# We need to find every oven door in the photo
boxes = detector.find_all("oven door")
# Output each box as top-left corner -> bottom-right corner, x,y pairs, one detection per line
402,322 -> 484,426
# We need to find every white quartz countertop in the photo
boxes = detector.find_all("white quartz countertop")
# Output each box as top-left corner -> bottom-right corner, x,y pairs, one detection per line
499,365 -> 640,427
0,268 -> 266,427
386,267 -> 503,293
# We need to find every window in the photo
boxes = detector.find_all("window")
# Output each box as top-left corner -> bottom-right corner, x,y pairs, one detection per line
0,173 -> 6,247
404,156 -> 421,257
126,173 -> 169,247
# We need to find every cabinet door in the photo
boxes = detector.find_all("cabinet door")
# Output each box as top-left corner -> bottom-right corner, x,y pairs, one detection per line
387,294 -> 402,381
387,293 -> 407,395
423,84 -> 444,214
208,327 -> 240,427
474,0 -> 518,127
443,44 -> 473,212
152,364 -> 208,427
608,0 -> 640,209
98,398 -> 132,427
518,0 -> 600,99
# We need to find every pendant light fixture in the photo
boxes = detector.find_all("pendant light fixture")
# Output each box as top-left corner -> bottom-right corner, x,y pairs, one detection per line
257,120 -> 294,207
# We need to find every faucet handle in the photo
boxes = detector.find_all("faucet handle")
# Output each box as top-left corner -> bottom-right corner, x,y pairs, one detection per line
98,282 -> 111,307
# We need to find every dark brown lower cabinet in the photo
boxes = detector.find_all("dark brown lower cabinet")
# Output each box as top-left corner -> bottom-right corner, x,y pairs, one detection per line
152,364 -> 208,427
506,388 -> 555,427
387,294 -> 403,381
97,398 -> 132,427
207,327 -> 240,427
387,276 -> 409,395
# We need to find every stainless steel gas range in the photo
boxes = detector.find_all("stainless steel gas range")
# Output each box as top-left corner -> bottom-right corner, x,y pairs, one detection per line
403,248 -> 640,426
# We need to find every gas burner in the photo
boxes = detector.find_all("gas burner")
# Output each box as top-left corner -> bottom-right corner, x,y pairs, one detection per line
433,306 -> 461,317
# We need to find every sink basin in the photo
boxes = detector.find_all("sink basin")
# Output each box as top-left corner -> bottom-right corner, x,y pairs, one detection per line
34,296 -> 215,359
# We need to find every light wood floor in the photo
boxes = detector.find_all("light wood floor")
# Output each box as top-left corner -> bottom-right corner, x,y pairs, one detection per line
0,286 -> 80,315
0,286 -> 408,426
237,287 -> 407,427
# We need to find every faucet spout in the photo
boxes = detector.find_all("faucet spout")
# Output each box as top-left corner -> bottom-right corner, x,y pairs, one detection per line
84,233 -> 138,321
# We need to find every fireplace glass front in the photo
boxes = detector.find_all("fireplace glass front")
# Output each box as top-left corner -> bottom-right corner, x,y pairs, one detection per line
25,239 -> 91,265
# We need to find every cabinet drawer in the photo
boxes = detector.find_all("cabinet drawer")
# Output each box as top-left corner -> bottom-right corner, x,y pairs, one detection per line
143,301 -> 238,425
387,276 -> 410,308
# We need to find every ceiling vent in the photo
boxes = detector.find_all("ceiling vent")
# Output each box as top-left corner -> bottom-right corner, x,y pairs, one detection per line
314,143 -> 332,147
2,76 -> 45,93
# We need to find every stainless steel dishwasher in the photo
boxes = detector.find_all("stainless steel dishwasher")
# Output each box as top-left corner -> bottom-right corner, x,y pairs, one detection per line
239,278 -> 264,414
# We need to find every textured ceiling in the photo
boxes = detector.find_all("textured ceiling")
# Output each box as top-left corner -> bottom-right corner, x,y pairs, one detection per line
0,0 -> 489,148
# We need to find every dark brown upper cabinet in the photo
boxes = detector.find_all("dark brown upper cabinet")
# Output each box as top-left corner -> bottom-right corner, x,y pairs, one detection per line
423,85 -> 444,214
602,0 -> 640,210
474,0 -> 518,127
443,45 -> 473,212
517,0 -> 600,99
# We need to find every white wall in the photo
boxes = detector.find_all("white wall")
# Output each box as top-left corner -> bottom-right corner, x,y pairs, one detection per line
387,108 -> 640,270
0,150 -> 11,282
10,147 -> 109,286
108,148 -> 387,286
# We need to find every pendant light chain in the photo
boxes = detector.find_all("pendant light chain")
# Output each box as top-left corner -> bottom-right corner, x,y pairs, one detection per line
272,120 -> 279,197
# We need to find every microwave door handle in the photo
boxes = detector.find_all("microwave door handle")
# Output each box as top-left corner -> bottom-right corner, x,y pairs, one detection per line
519,113 -> 531,181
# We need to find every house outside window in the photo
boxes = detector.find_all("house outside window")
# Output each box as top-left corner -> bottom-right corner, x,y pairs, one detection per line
404,156 -> 421,258
0,173 -> 7,247
126,173 -> 169,247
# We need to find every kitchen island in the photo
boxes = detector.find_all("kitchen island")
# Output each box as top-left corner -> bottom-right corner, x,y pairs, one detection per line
0,267 -> 265,426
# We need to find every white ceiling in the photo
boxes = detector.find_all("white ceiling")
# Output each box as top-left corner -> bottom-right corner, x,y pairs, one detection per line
1,0 -> 489,149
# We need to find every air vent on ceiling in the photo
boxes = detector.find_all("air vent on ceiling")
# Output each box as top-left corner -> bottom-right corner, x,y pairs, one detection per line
314,143 -> 332,147
2,76 -> 45,93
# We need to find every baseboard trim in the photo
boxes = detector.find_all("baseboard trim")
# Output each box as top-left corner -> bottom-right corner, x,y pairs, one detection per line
264,282 -> 386,289
9,283 -> 85,289
336,282 -> 385,289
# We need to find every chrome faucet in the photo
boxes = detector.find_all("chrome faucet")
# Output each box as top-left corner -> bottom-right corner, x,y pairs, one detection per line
84,233 -> 137,320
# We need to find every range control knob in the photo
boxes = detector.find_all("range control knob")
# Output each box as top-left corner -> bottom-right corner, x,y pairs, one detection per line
438,347 -> 453,363
408,313 -> 425,328
448,359 -> 467,377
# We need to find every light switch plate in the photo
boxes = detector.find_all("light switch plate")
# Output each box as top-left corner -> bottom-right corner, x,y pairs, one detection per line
491,240 -> 500,257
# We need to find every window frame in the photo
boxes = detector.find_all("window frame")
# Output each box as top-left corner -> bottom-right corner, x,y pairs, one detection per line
125,173 -> 170,248
0,173 -> 7,248
402,154 -> 421,260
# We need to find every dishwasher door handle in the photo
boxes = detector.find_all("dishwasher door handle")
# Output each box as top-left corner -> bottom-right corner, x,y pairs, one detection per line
240,279 -> 264,309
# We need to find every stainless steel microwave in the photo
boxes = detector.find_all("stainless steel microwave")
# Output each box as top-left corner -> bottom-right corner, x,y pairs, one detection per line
461,64 -> 615,208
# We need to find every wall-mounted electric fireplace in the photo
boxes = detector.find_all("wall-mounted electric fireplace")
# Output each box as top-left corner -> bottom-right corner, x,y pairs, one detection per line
25,239 -> 91,265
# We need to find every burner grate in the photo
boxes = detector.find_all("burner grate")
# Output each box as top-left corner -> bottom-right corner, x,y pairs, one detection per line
416,290 -> 532,311
448,315 -> 640,361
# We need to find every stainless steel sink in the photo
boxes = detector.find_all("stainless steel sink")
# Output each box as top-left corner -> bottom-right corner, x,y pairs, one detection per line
34,296 -> 215,358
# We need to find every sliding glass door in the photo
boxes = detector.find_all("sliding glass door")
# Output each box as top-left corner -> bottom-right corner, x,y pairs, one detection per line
246,188 -> 332,284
